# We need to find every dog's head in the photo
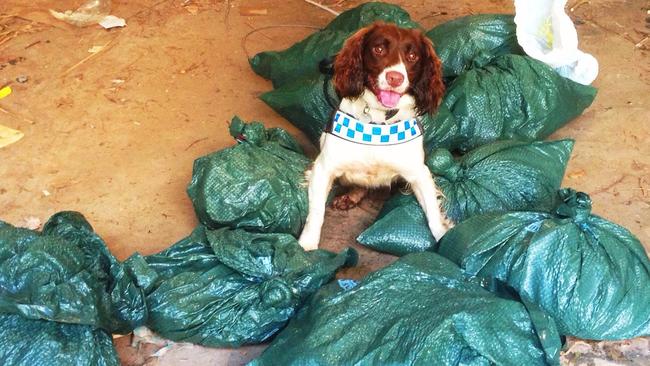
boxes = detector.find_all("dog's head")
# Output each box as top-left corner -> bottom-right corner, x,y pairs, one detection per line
333,22 -> 445,116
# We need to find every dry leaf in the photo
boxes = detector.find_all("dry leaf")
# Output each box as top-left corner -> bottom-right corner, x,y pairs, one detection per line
567,169 -> 586,179
184,5 -> 199,15
0,124 -> 24,148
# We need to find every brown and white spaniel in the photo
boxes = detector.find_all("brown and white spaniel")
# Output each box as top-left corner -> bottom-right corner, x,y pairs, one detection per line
299,22 -> 449,250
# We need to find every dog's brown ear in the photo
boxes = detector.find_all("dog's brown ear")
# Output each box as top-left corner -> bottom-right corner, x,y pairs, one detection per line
333,26 -> 373,99
412,34 -> 445,116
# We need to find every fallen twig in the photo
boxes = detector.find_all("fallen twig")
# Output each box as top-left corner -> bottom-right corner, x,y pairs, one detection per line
592,174 -> 627,195
185,137 -> 209,151
640,177 -> 648,197
24,40 -> 41,49
0,105 -> 36,124
224,0 -> 231,30
126,0 -> 174,20
419,11 -> 447,22
244,22 -> 273,41
570,0 -> 590,12
583,19 -> 638,46
304,0 -> 340,16
61,38 -> 115,76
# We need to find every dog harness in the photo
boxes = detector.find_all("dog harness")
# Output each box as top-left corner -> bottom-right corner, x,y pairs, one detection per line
328,110 -> 422,146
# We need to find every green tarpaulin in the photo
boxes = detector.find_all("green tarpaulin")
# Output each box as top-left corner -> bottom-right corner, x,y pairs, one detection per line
187,117 -> 310,236
251,252 -> 561,365
358,139 -> 574,256
438,189 -> 650,340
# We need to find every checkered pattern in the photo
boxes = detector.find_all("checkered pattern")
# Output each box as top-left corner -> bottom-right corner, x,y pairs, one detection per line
330,111 -> 422,145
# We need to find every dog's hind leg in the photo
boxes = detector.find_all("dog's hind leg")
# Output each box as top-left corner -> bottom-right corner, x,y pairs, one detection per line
403,165 -> 449,241
299,160 -> 334,251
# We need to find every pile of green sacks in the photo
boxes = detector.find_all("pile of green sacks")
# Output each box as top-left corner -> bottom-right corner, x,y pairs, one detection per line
0,202 -> 355,363
358,139 -> 574,255
438,188 -> 650,340
251,3 -> 597,151
241,2 -> 650,364
1,2 -> 648,366
252,252 -> 562,365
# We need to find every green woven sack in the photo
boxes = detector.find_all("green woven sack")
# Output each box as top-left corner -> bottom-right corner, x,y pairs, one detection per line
251,6 -> 522,88
257,11 -> 531,147
422,55 -> 596,152
127,226 -> 357,347
426,14 -> 523,79
0,314 -> 119,366
251,252 -> 561,365
250,2 -> 419,87
187,117 -> 310,236
358,139 -> 574,256
261,55 -> 595,150
438,188 -> 650,340
260,73 -> 338,145
0,212 -> 146,333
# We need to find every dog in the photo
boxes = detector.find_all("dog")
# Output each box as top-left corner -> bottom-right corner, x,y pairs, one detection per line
298,22 -> 449,251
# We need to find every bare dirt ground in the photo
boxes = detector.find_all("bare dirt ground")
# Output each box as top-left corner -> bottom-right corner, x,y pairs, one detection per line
0,0 -> 649,365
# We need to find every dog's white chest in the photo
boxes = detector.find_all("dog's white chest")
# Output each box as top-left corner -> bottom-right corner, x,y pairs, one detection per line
318,133 -> 426,188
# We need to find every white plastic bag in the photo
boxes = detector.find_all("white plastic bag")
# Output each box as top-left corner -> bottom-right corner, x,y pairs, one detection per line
50,0 -> 114,27
514,0 -> 598,85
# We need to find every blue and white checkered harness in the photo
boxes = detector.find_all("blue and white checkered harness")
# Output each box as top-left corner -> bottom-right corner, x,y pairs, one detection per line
329,110 -> 422,146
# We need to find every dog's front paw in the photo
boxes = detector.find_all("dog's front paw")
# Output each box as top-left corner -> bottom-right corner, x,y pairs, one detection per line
442,215 -> 454,230
298,233 -> 320,251
429,221 -> 449,242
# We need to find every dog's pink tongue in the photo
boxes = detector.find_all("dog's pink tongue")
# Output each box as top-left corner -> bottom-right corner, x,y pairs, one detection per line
377,90 -> 401,108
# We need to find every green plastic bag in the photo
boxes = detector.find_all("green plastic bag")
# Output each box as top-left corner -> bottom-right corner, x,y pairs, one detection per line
260,73 -> 338,146
438,188 -> 650,340
422,55 -> 596,152
261,55 -> 595,151
0,211 -> 146,333
257,11 -> 529,147
251,252 -> 561,365
426,14 -> 523,79
187,117 -> 310,236
358,139 -> 574,256
128,226 -> 357,347
0,314 -> 119,366
250,2 -> 419,87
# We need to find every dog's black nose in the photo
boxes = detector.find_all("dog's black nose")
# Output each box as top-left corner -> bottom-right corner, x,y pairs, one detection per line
386,71 -> 404,87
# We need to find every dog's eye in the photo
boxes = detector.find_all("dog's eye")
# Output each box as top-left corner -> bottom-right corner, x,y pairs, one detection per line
373,46 -> 385,56
406,52 -> 418,63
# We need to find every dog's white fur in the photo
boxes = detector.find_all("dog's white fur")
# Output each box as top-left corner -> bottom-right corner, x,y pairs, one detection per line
298,61 -> 449,250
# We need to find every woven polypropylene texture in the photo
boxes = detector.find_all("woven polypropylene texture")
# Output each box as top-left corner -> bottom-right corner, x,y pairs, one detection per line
438,188 -> 650,340
260,73 -> 337,145
356,192 -> 434,256
250,252 -> 561,365
128,226 -> 357,347
426,14 -> 523,79
261,55 -> 594,154
0,314 -> 120,366
187,117 -> 310,236
422,55 -> 596,152
250,2 -> 419,88
0,211 -> 146,334
358,139 -> 574,256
